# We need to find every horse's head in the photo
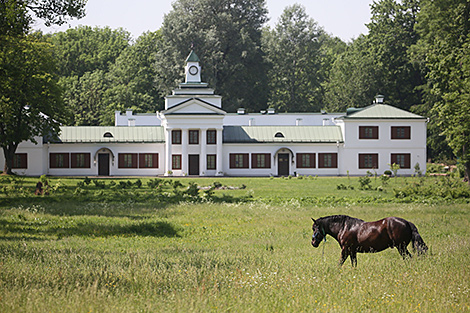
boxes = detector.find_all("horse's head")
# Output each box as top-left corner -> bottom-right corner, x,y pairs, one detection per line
311,218 -> 326,248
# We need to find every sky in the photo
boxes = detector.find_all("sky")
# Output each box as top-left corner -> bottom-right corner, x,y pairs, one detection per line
34,0 -> 374,42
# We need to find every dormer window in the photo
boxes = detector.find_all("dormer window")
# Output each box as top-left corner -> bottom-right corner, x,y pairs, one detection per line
274,132 -> 285,138
103,132 -> 114,138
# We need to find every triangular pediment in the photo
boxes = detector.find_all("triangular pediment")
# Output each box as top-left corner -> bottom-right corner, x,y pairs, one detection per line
163,98 -> 226,115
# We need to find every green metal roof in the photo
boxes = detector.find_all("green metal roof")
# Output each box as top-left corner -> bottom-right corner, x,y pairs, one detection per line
51,126 -> 165,143
341,104 -> 426,120
223,126 -> 343,143
185,50 -> 200,62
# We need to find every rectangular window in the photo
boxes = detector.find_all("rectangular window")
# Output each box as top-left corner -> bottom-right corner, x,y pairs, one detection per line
172,130 -> 181,144
391,153 -> 411,169
207,154 -> 216,170
359,154 -> 379,169
318,153 -> 338,168
139,153 -> 158,168
189,130 -> 199,144
391,126 -> 411,139
229,153 -> 249,168
359,126 -> 379,139
207,130 -> 216,144
296,153 -> 316,168
50,153 -> 69,168
252,153 -> 271,169
118,153 -> 137,168
71,153 -> 91,168
13,153 -> 28,169
172,154 -> 182,170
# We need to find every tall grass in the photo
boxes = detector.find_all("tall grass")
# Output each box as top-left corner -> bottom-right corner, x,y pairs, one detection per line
1,196 -> 469,312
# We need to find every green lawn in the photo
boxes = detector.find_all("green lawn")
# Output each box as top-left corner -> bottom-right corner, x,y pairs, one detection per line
0,176 -> 469,312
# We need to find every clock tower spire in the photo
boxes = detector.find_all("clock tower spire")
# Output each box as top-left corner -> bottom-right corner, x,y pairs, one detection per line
185,50 -> 202,83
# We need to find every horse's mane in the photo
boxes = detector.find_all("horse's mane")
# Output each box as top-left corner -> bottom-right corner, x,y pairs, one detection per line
317,215 -> 364,229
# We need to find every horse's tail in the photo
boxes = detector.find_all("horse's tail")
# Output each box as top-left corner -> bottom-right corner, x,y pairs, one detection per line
409,222 -> 428,255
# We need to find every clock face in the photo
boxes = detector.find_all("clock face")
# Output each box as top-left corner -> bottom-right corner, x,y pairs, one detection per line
189,65 -> 198,75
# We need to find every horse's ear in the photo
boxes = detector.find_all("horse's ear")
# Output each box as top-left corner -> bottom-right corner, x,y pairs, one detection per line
311,218 -> 316,224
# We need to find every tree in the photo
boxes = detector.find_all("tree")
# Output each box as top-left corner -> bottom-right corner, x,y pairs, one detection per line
0,33 -> 68,174
50,26 -> 132,125
366,0 -> 423,111
156,0 -> 269,112
262,4 -> 326,112
103,31 -> 164,125
324,35 -> 380,111
0,0 -> 85,174
413,0 -> 470,183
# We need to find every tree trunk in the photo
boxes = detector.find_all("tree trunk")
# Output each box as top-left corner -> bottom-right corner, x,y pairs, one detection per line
2,145 -> 18,175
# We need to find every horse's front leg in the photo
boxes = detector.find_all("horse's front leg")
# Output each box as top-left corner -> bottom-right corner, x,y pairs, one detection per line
339,247 -> 349,266
350,251 -> 357,267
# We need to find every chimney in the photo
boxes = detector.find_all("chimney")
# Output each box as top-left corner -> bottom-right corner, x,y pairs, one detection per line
296,118 -> 302,126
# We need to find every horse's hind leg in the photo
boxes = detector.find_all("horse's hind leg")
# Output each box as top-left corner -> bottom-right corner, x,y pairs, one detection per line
397,243 -> 412,260
339,247 -> 351,267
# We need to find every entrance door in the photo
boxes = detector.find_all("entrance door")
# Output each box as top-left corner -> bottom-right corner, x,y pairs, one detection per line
278,153 -> 289,176
189,154 -> 200,175
98,153 -> 110,176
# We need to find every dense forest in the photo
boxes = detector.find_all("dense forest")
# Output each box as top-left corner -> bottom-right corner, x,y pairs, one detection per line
1,0 -> 469,180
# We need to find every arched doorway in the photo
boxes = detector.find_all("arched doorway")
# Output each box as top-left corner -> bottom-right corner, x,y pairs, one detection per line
94,148 -> 115,176
274,148 -> 294,176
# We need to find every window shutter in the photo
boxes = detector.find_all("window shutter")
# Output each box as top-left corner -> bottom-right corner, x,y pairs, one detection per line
118,154 -> 125,168
153,154 -> 158,168
84,153 -> 91,168
331,153 -> 337,168
265,154 -> 271,168
71,153 -> 77,168
50,153 -> 56,168
139,154 -> 145,168
405,127 -> 411,139
243,154 -> 249,168
372,154 -> 378,168
372,127 -> 378,139
230,154 -> 235,168
404,154 -> 410,168
132,154 -> 138,168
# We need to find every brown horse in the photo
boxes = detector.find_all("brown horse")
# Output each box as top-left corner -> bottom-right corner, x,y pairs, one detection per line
311,215 -> 428,266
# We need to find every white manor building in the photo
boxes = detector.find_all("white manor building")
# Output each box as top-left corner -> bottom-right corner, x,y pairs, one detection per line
2,51 -> 428,177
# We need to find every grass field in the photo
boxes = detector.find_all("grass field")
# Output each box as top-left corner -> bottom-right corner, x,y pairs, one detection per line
0,176 -> 469,312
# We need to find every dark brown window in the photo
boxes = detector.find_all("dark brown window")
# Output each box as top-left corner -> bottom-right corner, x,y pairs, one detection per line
50,153 -> 69,168
252,153 -> 271,168
297,153 -> 316,168
172,154 -> 182,170
71,153 -> 91,168
229,153 -> 249,168
13,153 -> 28,169
207,130 -> 216,144
139,153 -> 158,168
391,153 -> 411,169
359,126 -> 379,139
391,126 -> 411,139
172,130 -> 181,144
207,154 -> 216,170
118,153 -> 138,168
359,154 -> 379,169
319,153 -> 338,168
189,130 -> 199,144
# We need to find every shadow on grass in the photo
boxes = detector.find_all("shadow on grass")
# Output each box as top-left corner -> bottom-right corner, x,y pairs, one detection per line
0,219 -> 181,240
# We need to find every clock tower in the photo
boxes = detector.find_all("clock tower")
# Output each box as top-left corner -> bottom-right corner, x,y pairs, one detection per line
185,50 -> 202,83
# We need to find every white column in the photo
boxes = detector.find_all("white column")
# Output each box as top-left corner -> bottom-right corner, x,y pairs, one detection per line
181,129 -> 188,175
216,128 -> 223,176
165,128 -> 172,176
200,128 -> 207,176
